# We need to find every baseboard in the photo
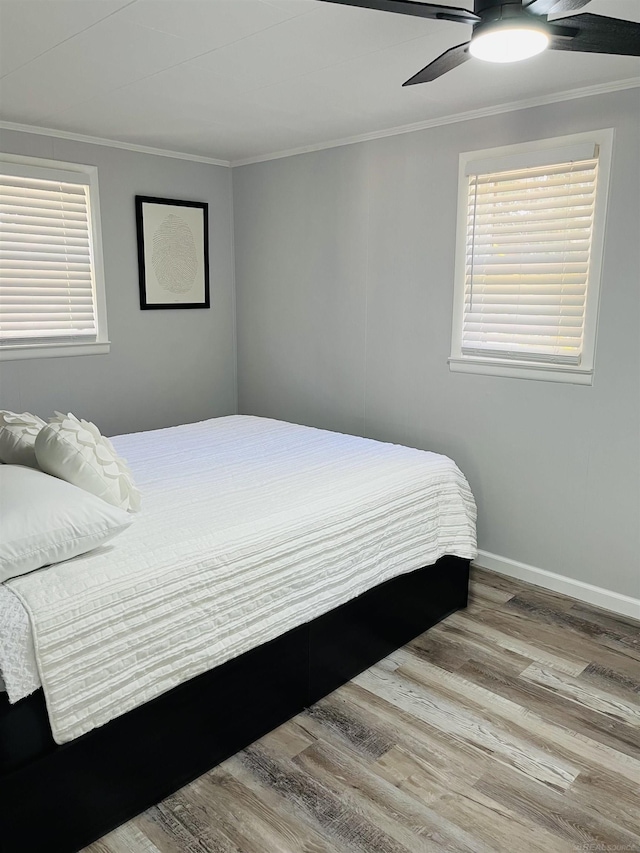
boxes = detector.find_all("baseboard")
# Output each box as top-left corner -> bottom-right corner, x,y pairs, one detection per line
474,550 -> 640,620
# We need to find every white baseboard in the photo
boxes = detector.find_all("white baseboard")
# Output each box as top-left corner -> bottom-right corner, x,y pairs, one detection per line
474,550 -> 640,621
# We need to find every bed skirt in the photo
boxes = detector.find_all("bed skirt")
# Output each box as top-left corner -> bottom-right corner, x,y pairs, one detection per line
0,554 -> 469,853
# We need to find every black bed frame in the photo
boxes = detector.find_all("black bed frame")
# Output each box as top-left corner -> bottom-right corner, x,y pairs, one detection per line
0,555 -> 469,853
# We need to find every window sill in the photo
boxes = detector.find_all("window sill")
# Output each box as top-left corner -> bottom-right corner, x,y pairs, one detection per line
0,341 -> 111,362
448,356 -> 593,385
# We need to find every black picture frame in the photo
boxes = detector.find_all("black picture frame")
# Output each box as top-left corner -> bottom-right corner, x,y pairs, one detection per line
135,196 -> 210,310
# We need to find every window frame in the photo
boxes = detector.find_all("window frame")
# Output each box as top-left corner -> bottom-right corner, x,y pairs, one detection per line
0,152 -> 109,361
449,129 -> 614,385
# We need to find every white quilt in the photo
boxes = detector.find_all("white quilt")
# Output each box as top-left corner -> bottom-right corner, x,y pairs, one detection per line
4,416 -> 476,744
0,583 -> 39,702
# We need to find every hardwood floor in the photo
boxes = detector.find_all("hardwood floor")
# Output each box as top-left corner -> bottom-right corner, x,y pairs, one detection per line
85,568 -> 640,853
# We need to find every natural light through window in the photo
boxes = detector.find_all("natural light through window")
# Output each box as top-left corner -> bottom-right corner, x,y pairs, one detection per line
449,130 -> 613,384
0,154 -> 109,361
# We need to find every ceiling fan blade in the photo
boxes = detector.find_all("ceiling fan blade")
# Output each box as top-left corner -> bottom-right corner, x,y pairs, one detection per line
316,0 -> 479,25
403,41 -> 471,85
525,0 -> 591,16
550,13 -> 640,56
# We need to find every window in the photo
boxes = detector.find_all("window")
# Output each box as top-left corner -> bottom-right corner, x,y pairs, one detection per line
449,130 -> 613,384
0,153 -> 109,361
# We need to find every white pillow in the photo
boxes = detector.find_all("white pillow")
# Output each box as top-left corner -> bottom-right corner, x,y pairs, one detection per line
35,412 -> 141,513
0,465 -> 134,582
0,411 -> 45,468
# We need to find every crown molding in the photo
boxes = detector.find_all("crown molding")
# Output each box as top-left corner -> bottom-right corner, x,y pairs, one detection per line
2,77 -> 638,169
0,120 -> 232,167
231,77 -> 640,167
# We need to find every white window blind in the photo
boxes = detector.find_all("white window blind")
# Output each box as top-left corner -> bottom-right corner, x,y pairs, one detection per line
0,172 -> 98,348
462,155 -> 598,365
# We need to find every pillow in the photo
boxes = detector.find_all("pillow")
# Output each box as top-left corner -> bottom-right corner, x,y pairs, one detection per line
0,411 -> 45,468
0,465 -> 134,582
35,412 -> 141,513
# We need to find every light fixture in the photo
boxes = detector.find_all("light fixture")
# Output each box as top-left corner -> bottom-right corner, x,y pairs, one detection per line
470,20 -> 550,62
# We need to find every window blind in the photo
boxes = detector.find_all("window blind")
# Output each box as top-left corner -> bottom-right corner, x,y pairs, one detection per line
463,156 -> 598,364
0,173 -> 97,347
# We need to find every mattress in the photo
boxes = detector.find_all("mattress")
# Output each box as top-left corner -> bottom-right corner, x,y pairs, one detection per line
0,416 -> 476,743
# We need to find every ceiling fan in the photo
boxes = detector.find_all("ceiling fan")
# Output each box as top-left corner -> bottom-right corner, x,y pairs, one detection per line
318,0 -> 640,84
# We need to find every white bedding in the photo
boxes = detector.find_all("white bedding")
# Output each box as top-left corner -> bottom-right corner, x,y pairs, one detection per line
0,583 -> 39,702
1,416 -> 476,744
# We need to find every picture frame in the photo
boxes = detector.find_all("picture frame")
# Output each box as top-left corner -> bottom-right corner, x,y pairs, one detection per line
135,196 -> 210,309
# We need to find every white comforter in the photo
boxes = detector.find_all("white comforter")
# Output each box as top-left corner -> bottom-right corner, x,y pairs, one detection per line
2,416 -> 476,744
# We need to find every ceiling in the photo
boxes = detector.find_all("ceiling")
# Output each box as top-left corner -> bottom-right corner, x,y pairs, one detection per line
0,0 -> 638,164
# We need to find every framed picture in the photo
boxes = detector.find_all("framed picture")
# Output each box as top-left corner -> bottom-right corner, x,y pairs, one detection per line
135,196 -> 210,309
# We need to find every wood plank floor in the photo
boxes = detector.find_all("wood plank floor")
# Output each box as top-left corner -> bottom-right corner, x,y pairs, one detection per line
85,568 -> 640,853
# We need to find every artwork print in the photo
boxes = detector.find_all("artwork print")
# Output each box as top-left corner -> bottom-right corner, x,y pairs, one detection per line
136,197 -> 210,309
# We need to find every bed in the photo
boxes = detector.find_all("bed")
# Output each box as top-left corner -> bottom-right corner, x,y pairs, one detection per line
0,415 -> 476,852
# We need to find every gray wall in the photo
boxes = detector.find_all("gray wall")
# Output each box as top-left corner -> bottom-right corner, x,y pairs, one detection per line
0,128 -> 237,436
233,88 -> 640,599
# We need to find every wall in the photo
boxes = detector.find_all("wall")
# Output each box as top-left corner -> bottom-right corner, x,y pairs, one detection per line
233,88 -> 640,602
0,128 -> 237,436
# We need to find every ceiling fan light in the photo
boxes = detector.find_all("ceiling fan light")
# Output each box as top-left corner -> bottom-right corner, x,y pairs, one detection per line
470,24 -> 549,63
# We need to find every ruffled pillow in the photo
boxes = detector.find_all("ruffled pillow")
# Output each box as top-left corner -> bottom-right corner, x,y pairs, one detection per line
35,412 -> 141,513
0,411 -> 46,468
